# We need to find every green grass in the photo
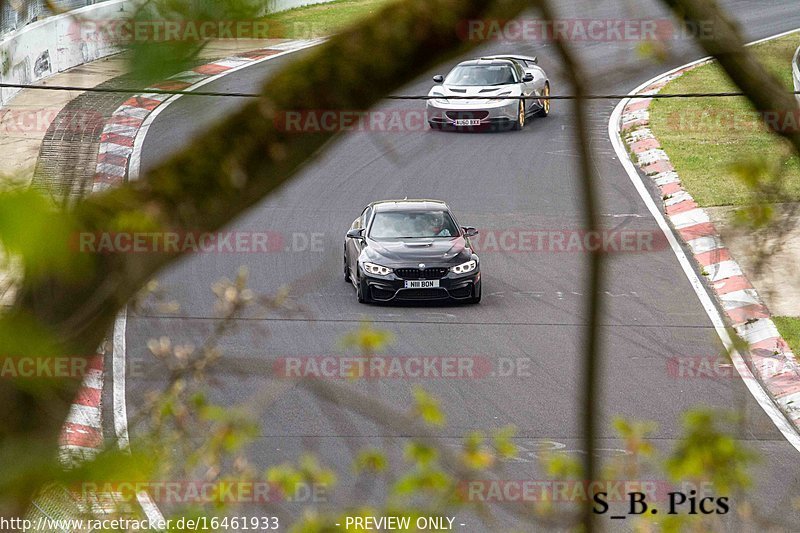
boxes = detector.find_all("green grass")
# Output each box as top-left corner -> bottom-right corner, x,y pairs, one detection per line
774,316 -> 800,355
262,0 -> 398,38
648,35 -> 800,206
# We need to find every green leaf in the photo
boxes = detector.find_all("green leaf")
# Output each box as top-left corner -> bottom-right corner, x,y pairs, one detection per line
392,469 -> 451,496
492,425 -> 518,459
123,0 -> 266,83
354,449 -> 388,473
404,442 -> 438,466
665,408 -> 756,495
0,189 -> 87,281
339,320 -> 395,354
411,386 -> 445,426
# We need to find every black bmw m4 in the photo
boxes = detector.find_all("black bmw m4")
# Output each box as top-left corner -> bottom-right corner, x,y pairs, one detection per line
343,200 -> 481,304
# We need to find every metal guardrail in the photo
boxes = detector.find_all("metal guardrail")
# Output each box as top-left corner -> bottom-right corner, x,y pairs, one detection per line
1,1 -> 111,38
793,45 -> 800,105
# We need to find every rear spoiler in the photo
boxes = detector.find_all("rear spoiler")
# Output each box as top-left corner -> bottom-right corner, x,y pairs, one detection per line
481,55 -> 537,65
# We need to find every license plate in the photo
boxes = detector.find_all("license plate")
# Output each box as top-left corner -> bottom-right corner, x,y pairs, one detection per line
454,119 -> 481,126
404,280 -> 440,289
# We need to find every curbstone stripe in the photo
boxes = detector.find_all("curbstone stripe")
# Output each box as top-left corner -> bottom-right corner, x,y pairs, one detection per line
91,41 -> 315,195
620,61 -> 800,432
59,354 -> 104,466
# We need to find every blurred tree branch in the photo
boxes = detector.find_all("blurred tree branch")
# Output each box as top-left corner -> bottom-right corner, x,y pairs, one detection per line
0,0 -> 531,517
530,1 -> 604,531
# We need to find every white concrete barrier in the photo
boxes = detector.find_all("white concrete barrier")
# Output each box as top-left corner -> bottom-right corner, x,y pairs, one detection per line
0,0 -> 130,106
0,0 -> 335,107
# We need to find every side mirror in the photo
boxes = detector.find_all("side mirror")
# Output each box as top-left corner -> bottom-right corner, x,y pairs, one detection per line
346,228 -> 365,239
462,226 -> 478,237
432,75 -> 444,83
522,72 -> 534,82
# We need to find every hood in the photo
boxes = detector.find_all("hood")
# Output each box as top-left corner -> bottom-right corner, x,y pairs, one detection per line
364,237 -> 472,266
430,84 -> 519,104
442,84 -> 517,94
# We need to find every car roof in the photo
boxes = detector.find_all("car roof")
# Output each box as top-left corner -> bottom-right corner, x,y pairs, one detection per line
370,199 -> 450,212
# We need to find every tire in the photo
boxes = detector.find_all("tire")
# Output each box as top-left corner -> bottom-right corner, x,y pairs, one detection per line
467,282 -> 482,304
535,82 -> 550,118
343,247 -> 351,283
357,275 -> 372,304
428,121 -> 443,130
512,100 -> 525,131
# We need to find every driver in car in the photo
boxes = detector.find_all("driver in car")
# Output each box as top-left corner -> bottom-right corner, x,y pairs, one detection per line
428,213 -> 452,237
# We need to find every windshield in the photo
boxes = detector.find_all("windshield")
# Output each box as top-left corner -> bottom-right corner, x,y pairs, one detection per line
369,210 -> 459,239
444,65 -> 516,86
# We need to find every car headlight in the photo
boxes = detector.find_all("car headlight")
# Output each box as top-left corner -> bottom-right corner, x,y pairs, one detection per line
429,92 -> 448,105
363,262 -> 393,276
490,91 -> 513,103
450,260 -> 477,274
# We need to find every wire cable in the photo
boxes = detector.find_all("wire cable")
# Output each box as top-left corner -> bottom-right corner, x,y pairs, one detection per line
2,82 -> 800,101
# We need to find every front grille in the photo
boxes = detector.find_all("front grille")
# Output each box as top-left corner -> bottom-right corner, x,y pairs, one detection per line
445,110 -> 490,121
397,288 -> 448,300
395,267 -> 449,280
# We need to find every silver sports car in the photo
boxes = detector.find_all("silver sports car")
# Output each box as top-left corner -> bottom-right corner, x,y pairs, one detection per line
426,55 -> 550,130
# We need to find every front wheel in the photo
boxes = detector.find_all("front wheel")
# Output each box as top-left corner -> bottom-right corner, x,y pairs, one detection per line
512,100 -> 525,131
356,275 -> 372,304
344,248 -> 351,283
535,82 -> 550,118
467,282 -> 481,304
